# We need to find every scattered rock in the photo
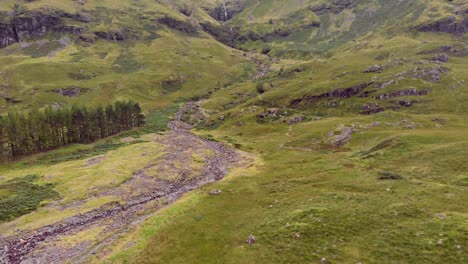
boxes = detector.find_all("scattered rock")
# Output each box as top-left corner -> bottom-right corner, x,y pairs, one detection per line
395,100 -> 415,107
375,88 -> 431,100
360,103 -> 384,115
94,31 -> 126,41
209,190 -> 222,195
321,257 -> 327,263
431,54 -> 449,63
412,67 -> 448,82
294,233 -> 300,238
246,235 -> 256,244
0,102 -> 247,263
285,115 -> 305,125
435,213 -> 447,220
330,127 -> 353,147
51,86 -> 89,97
257,108 -> 281,120
285,223 -> 291,228
374,78 -> 401,89
363,65 -> 384,73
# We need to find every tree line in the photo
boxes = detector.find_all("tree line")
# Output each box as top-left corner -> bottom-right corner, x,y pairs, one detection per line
0,101 -> 145,160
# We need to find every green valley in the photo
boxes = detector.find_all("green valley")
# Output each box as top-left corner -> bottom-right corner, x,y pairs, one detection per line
0,0 -> 466,263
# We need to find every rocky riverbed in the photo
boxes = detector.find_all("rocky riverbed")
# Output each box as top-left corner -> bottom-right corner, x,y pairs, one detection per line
0,104 -> 250,264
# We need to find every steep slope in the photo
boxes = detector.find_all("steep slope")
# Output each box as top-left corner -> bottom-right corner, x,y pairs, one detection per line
0,0 -> 253,112
202,0 -> 467,56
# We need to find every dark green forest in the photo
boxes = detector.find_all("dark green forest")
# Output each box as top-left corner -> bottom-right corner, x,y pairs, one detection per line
0,101 -> 145,160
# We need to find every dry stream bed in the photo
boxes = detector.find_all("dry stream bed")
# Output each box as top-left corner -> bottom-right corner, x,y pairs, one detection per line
0,105 -> 251,264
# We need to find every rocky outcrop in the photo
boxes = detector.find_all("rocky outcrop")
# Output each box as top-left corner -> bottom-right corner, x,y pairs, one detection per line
418,45 -> 467,57
0,23 -> 17,47
290,82 -> 374,107
257,108 -> 280,120
416,16 -> 468,35
208,0 -> 245,22
0,10 -> 88,48
329,127 -> 354,147
431,53 -> 449,63
360,103 -> 384,115
363,65 -> 384,73
157,16 -> 197,34
394,99 -> 416,107
375,88 -> 431,100
284,115 -> 305,125
200,22 -> 239,47
94,31 -> 126,41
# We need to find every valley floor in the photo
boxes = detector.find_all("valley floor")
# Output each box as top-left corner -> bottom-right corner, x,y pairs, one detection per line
0,105 -> 252,263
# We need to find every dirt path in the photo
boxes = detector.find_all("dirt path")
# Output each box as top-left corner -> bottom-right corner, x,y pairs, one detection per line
0,103 -> 249,264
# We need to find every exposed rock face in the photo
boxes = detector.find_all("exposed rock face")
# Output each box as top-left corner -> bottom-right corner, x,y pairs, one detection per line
419,45 -> 467,57
0,10 -> 88,48
94,31 -> 126,41
157,16 -> 197,34
416,16 -> 468,35
375,88 -> 431,100
0,23 -> 17,47
200,22 -> 239,47
290,82 -> 374,107
209,0 -> 245,22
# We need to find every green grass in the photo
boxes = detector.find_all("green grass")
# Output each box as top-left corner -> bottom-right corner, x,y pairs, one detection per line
0,0 -> 467,263
103,112 -> 467,264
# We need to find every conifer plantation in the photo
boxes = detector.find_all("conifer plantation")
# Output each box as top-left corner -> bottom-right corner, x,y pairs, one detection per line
0,101 -> 144,160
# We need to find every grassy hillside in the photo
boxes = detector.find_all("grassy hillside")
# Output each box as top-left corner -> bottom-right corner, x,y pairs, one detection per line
0,0 -> 467,263
0,0 -> 253,113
